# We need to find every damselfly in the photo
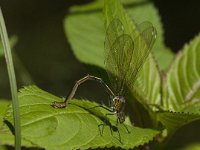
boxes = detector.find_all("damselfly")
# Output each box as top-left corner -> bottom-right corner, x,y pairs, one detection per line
53,18 -> 156,134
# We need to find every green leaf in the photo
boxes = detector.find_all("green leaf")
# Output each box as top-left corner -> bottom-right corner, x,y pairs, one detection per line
103,0 -> 162,112
0,145 -> 7,150
157,35 -> 200,135
0,100 -> 14,146
65,0 -> 173,70
181,100 -> 200,114
65,0 -> 163,130
4,86 -> 159,149
0,100 -> 10,125
0,36 -> 18,56
0,100 -> 33,147
0,122 -> 33,147
66,0 -> 162,108
0,125 -> 16,146
0,9 -> 21,149
165,34 -> 200,111
134,55 -> 161,108
157,111 -> 200,134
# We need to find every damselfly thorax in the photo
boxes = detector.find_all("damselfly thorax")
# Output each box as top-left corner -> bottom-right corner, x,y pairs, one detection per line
52,17 -> 157,140
112,96 -> 125,112
111,96 -> 126,123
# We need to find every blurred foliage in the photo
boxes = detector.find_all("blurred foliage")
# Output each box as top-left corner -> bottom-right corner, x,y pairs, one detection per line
65,0 -> 173,70
0,36 -> 17,56
179,143 -> 200,150
0,0 -> 200,149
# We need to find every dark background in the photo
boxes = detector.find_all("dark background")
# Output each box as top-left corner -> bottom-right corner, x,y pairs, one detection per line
0,0 -> 200,149
0,0 -> 199,100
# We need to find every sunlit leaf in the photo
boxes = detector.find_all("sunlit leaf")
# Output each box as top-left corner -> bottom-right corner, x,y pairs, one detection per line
0,100 -> 10,126
103,0 -> 162,114
65,0 -> 173,70
155,35 -> 200,135
157,111 -> 200,134
0,100 -> 33,147
165,34 -> 200,111
181,101 -> 200,114
134,55 -> 161,107
4,86 -> 159,149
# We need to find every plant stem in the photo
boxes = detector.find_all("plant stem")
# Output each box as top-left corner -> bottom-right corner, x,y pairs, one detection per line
0,8 -> 21,150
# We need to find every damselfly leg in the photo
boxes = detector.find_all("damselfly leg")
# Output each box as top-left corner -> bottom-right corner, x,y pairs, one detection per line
52,17 -> 156,144
52,74 -> 115,108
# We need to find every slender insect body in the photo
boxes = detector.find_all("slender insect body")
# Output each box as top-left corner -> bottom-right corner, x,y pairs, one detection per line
52,17 -> 157,141
111,96 -> 126,123
112,96 -> 125,112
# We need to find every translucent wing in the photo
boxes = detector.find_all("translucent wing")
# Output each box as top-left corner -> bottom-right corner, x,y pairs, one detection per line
104,19 -> 125,94
104,19 -> 157,95
126,22 -> 157,91
105,34 -> 134,95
